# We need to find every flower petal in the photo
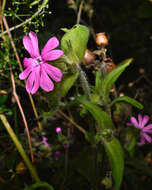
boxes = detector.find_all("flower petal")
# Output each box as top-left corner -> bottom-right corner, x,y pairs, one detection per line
23,58 -> 35,68
19,66 -> 33,80
138,114 -> 143,127
42,50 -> 63,61
41,37 -> 59,57
25,67 -> 40,94
43,63 -> 62,82
29,31 -> 40,57
31,67 -> 40,94
143,124 -> 152,132
142,133 -> 152,143
40,66 -> 54,91
130,117 -> 139,128
23,36 -> 34,57
126,122 -> 132,126
141,115 -> 149,128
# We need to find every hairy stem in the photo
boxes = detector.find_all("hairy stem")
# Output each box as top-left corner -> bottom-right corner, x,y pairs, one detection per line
77,63 -> 91,99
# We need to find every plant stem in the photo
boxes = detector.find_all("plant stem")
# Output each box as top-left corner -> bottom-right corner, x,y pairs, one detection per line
76,0 -> 84,24
0,0 -> 48,37
0,114 -> 40,182
2,16 -> 42,130
58,109 -> 87,134
10,70 -> 34,162
2,0 -> 7,12
77,63 -> 91,99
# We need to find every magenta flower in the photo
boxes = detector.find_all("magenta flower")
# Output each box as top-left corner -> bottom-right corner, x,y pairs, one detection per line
19,31 -> 64,94
55,151 -> 60,160
127,114 -> 152,144
63,144 -> 70,149
56,127 -> 62,133
42,137 -> 50,147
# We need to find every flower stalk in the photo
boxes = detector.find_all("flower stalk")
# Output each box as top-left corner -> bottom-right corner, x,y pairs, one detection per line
0,114 -> 40,182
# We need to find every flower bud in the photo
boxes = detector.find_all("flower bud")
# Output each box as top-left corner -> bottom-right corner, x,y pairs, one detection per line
96,32 -> 108,46
56,127 -> 62,133
82,49 -> 95,65
104,58 -> 116,73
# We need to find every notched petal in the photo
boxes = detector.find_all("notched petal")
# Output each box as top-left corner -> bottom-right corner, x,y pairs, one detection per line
41,37 -> 59,57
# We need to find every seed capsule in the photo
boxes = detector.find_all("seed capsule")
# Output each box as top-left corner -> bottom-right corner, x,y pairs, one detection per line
104,58 -> 116,73
96,32 -> 109,46
82,49 -> 95,65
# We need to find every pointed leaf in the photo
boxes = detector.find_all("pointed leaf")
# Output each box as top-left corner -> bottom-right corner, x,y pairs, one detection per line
95,71 -> 103,94
61,24 -> 89,62
49,72 -> 79,113
101,58 -> 132,103
110,96 -> 143,109
77,97 -> 114,130
104,138 -> 124,190
24,182 -> 54,190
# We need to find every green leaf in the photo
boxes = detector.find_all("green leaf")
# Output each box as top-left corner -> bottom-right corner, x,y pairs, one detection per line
49,72 -> 78,113
0,94 -> 8,106
136,2 -> 152,18
61,24 -> 89,62
104,138 -> 124,190
60,72 -> 79,97
77,97 -> 114,130
110,96 -> 143,110
101,58 -> 132,103
95,71 -> 103,94
24,182 -> 54,190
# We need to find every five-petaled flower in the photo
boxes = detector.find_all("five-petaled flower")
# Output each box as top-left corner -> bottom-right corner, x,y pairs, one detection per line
42,137 -> 50,147
56,127 -> 62,133
127,114 -> 152,145
19,31 -> 64,94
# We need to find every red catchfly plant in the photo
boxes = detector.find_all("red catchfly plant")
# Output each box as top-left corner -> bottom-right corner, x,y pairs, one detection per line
19,31 -> 64,94
127,114 -> 152,145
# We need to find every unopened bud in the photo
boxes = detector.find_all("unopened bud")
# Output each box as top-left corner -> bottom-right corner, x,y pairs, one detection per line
66,0 -> 75,5
96,32 -> 108,46
139,68 -> 144,74
82,49 -> 95,65
104,58 -> 116,73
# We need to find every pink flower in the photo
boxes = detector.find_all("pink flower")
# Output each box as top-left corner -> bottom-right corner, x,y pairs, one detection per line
127,114 -> 152,144
56,127 -> 62,133
63,144 -> 70,149
55,151 -> 60,160
19,31 -> 64,94
42,137 -> 50,147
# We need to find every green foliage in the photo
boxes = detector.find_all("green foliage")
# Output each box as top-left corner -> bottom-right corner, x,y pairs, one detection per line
61,24 -> 89,63
99,58 -> 132,103
104,138 -> 124,190
110,96 -> 143,109
24,182 -> 54,190
136,2 -> 152,18
77,97 -> 114,130
49,71 -> 79,112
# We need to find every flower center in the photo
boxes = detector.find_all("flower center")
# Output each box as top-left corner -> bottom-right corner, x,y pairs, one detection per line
34,56 -> 43,65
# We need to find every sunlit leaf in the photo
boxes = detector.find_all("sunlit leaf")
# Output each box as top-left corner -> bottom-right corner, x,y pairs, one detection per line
77,97 -> 114,130
104,138 -> 124,190
61,24 -> 89,62
110,96 -> 143,110
101,58 -> 132,103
